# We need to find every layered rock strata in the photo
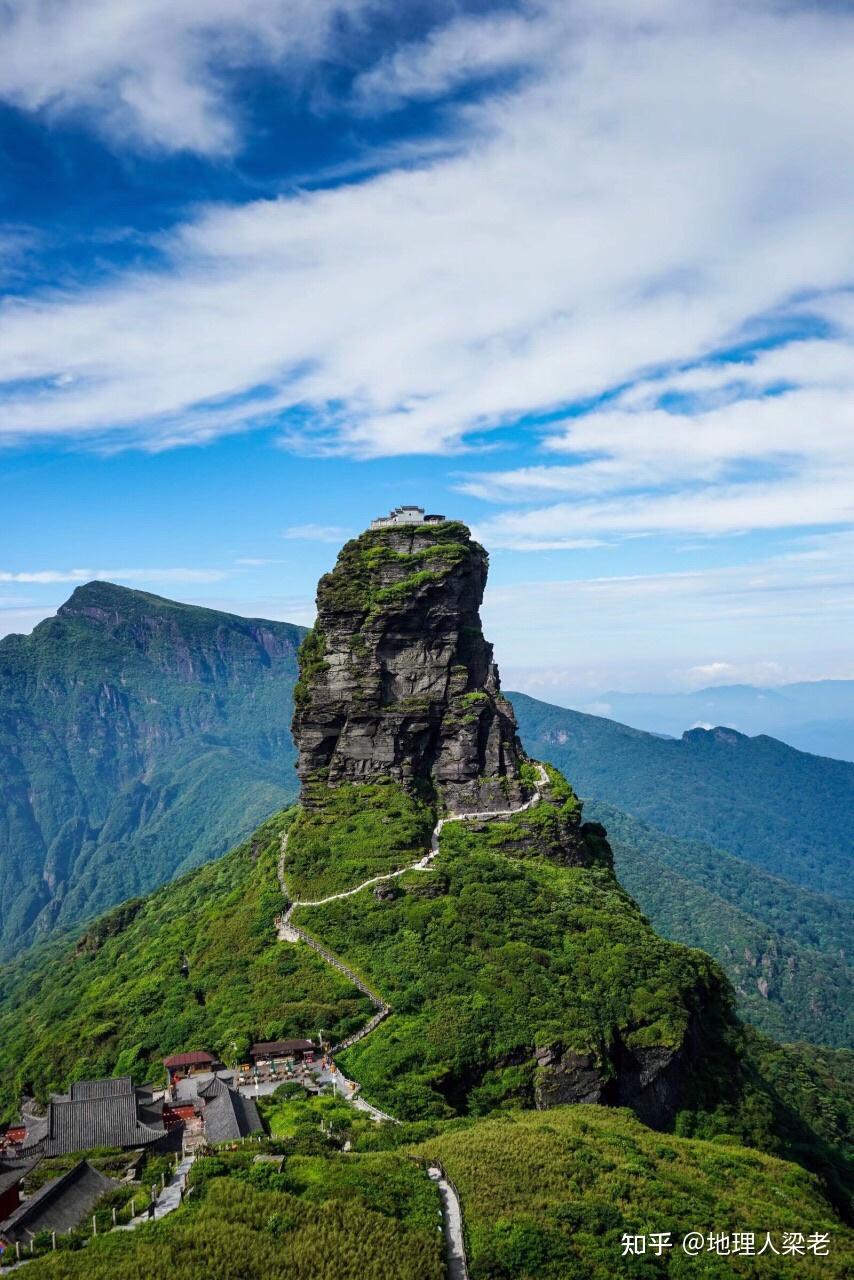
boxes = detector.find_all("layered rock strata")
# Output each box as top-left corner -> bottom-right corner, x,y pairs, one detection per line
292,520 -> 531,811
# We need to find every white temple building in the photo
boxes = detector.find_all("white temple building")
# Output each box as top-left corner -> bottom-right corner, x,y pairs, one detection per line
370,505 -> 446,529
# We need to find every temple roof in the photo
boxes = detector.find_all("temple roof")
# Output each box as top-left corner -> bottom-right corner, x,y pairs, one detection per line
198,1077 -> 263,1144
249,1039 -> 315,1057
21,1080 -> 164,1157
0,1157 -> 40,1198
0,1160 -> 118,1243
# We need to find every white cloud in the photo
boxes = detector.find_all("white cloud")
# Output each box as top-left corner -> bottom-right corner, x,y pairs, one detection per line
482,531 -> 854,678
683,660 -> 787,690
351,6 -> 549,111
0,567 -> 227,584
0,0 -> 852,572
685,662 -> 737,684
466,355 -> 854,543
281,523 -> 352,542
0,0 -> 375,154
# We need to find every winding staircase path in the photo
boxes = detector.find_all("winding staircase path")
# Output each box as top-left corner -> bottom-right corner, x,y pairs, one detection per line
428,1164 -> 469,1280
273,765 -> 547,1270
275,762 -> 548,1065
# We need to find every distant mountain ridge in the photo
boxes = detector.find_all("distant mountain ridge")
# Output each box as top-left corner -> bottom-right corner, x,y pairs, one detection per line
2,584 -> 851,1048
0,581 -> 304,955
588,680 -> 854,762
510,692 -> 854,900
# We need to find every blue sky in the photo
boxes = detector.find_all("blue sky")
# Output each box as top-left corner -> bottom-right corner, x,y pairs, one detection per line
1,0 -> 853,705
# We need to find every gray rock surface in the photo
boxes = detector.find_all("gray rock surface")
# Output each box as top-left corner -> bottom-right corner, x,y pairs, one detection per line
534,1020 -> 702,1127
292,520 -> 531,811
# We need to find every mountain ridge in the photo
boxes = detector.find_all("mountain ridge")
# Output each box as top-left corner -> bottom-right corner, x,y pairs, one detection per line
0,580 -> 305,954
1,533 -> 852,1252
2,581 -> 850,1047
586,679 -> 854,762
510,691 -> 854,899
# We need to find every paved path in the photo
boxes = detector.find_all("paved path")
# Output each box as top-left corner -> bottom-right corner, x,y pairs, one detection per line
117,1155 -> 195,1229
428,1165 -> 469,1280
279,763 -> 548,918
275,761 -> 549,1094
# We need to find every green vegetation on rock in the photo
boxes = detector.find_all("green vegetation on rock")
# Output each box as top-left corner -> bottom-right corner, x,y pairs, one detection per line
285,779 -> 436,899
316,523 -> 472,619
297,827 -> 729,1119
293,625 -> 328,708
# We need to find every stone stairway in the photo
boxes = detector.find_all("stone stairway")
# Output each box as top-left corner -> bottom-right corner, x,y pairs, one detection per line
275,762 -> 549,1121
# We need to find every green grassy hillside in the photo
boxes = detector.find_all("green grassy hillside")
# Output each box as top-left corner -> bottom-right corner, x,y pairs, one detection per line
592,802 -> 853,1047
285,779 -> 436,900
1,785 -> 852,1219
307,825 -> 720,1122
0,812 -> 372,1113
19,1094 -> 853,1280
20,1140 -> 444,1280
0,581 -> 304,955
414,1105 -> 854,1279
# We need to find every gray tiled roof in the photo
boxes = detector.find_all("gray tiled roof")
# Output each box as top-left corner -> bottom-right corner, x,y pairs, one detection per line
171,1071 -> 234,1104
249,1039 -> 315,1057
200,1078 -> 263,1144
0,1160 -> 118,1243
0,1157 -> 40,1197
69,1077 -> 134,1101
21,1084 -> 165,1158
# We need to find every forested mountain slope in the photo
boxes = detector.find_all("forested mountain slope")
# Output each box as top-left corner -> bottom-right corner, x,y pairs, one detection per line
0,811 -> 372,1113
510,692 -> 854,898
0,581 -> 303,954
2,520 -> 853,1268
4,577 -> 850,1051
592,802 -> 853,1048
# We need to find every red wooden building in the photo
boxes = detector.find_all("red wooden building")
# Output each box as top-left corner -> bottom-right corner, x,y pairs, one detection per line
163,1050 -> 216,1082
0,1158 -> 40,1221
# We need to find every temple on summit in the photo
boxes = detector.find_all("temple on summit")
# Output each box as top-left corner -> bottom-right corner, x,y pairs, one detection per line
370,505 -> 445,529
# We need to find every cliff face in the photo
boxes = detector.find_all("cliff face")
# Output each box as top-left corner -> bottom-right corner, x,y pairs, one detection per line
0,583 -> 304,954
292,521 -> 530,811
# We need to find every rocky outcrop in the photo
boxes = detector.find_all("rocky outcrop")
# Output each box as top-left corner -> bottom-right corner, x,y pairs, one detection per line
534,1018 -> 702,1128
292,520 -> 531,811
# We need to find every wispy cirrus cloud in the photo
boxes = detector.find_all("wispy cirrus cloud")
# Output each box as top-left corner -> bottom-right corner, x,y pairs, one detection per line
464,295 -> 854,545
281,523 -> 352,543
0,0 -> 853,562
0,567 -> 228,584
350,5 -> 549,112
0,0 -> 381,155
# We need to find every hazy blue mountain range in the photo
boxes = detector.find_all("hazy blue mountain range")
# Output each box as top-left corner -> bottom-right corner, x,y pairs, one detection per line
586,681 -> 854,762
0,581 -> 303,955
510,692 -> 854,900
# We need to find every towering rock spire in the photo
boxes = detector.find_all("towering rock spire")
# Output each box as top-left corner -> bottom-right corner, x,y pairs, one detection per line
292,518 -> 531,811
